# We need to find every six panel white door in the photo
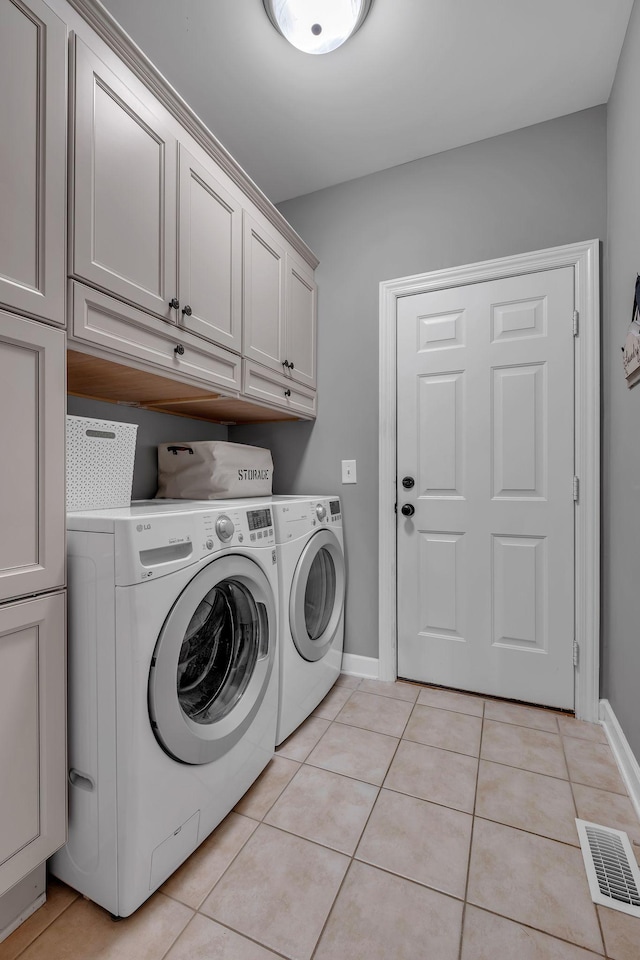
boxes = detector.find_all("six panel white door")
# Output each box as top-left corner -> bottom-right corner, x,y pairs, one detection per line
178,145 -> 242,353
0,0 -> 66,324
72,36 -> 178,321
396,267 -> 576,708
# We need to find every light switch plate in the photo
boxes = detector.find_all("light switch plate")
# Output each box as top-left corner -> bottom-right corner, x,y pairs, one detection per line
342,460 -> 357,484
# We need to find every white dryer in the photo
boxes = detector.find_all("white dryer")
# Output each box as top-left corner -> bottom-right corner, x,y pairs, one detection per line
270,496 -> 345,745
50,500 -> 279,918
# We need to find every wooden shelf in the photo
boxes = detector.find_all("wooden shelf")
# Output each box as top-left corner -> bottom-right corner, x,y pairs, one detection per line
67,350 -> 302,424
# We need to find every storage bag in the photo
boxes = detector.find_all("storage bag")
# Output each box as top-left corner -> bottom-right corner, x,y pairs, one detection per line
66,415 -> 138,511
156,440 -> 273,499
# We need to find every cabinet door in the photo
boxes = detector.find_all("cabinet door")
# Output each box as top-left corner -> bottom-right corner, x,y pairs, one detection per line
0,0 -> 66,324
242,212 -> 286,374
285,254 -> 317,389
72,36 -> 178,321
0,592 -> 66,895
178,146 -> 242,353
0,311 -> 65,604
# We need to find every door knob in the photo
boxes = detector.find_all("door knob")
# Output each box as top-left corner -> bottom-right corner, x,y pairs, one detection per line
284,388 -> 291,397
402,477 -> 415,489
174,344 -> 185,356
401,503 -> 415,517
169,297 -> 180,310
182,304 -> 192,317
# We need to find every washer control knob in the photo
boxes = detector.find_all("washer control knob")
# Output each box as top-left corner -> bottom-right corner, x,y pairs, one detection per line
316,503 -> 327,521
205,538 -> 214,551
215,515 -> 234,541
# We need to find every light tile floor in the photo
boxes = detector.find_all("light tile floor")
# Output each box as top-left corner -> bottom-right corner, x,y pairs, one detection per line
3,678 -> 640,960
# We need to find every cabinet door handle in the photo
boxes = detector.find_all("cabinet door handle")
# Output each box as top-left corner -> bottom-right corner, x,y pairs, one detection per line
169,297 -> 180,310
282,360 -> 290,368
182,304 -> 192,317
174,344 -> 185,356
284,388 -> 291,397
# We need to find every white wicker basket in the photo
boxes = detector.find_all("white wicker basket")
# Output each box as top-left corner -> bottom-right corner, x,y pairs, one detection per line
66,415 -> 138,511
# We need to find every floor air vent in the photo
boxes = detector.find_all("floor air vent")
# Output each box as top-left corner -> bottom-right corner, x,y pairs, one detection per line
576,819 -> 640,918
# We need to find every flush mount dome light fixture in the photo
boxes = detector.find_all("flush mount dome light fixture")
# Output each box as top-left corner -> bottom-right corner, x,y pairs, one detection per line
263,0 -> 373,55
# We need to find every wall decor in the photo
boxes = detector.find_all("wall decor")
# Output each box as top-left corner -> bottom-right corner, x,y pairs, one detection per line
622,274 -> 640,387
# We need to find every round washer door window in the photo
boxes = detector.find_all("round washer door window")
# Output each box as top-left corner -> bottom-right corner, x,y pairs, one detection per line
290,529 -> 345,662
149,554 -> 276,765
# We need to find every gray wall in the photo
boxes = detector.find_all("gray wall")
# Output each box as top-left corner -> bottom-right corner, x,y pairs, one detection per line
232,106 -> 607,661
603,1 -> 640,756
67,397 -> 227,499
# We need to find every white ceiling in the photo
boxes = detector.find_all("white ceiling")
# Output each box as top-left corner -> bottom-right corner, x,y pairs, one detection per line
98,0 -> 633,204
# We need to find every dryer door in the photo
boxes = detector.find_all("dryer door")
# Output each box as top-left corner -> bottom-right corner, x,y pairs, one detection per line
289,529 -> 345,662
148,554 -> 276,764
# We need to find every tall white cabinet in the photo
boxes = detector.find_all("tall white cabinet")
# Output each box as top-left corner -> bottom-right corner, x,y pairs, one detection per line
0,0 -> 67,935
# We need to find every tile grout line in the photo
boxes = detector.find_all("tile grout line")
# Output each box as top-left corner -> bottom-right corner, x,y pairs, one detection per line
186,912 -> 293,960
558,718 -> 609,958
161,814 -> 262,913
463,904 -> 608,959
457,695 -> 485,960
307,696 -> 415,960
156,906 -> 196,960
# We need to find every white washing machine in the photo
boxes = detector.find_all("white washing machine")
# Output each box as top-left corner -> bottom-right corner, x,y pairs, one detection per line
50,500 -> 279,918
270,496 -> 345,745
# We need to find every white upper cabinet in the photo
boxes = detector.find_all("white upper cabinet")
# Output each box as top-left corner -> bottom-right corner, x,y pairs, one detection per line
178,146 -> 242,353
285,253 -> 317,389
242,212 -> 287,374
69,22 -> 318,417
0,0 -> 66,325
72,36 -> 178,322
242,214 -> 317,390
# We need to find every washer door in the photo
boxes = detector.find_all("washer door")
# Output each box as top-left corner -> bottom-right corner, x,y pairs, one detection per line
148,554 -> 276,765
289,529 -> 345,662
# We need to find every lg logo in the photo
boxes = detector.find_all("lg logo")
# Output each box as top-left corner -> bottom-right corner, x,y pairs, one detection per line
136,523 -> 151,532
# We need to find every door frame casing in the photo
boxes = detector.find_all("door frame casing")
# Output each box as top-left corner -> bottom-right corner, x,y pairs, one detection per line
378,239 -> 600,721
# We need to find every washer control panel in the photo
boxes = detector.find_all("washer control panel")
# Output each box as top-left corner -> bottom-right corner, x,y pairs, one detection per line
115,505 -> 276,584
203,507 -> 275,549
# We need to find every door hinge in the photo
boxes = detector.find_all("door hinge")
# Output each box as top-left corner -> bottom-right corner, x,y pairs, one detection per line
573,476 -> 579,502
573,640 -> 580,667
394,502 -> 397,514
573,310 -> 579,336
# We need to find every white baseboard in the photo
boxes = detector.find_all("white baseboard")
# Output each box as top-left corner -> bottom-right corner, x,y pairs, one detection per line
599,699 -> 640,821
341,653 -> 379,679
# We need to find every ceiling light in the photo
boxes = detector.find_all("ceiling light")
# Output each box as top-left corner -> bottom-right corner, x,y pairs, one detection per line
263,0 -> 373,55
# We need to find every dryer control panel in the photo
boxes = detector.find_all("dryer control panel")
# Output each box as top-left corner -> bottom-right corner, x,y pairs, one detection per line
272,497 -> 342,543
